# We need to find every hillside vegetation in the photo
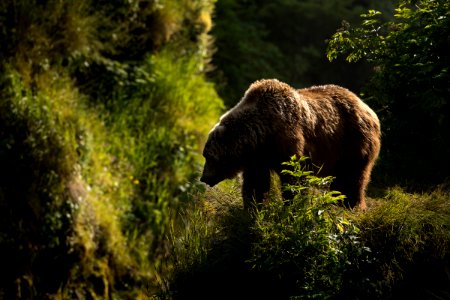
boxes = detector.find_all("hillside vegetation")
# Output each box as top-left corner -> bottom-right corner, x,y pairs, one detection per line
0,0 -> 222,298
0,0 -> 449,299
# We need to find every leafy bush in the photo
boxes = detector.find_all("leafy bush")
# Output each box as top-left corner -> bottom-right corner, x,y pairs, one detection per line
249,156 -> 374,299
327,0 -> 450,186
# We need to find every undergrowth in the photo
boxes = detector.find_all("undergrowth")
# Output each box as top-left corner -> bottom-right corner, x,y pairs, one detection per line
0,44 -> 222,300
351,187 -> 450,299
250,156 -> 373,299
165,157 -> 450,299
0,1 -> 222,298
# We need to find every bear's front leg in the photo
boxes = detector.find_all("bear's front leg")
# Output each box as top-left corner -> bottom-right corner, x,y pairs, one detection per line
242,167 -> 271,212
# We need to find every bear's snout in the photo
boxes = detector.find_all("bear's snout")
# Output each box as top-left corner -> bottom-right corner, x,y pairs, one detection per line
200,173 -> 218,187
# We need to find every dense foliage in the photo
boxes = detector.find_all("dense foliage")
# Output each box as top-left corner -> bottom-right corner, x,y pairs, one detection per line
250,157 -> 374,299
327,0 -> 450,186
0,0 -> 222,298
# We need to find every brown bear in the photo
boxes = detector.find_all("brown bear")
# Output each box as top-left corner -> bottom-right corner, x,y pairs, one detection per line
200,79 -> 380,210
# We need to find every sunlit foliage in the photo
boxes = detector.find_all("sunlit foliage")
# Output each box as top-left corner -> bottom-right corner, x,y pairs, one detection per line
0,0 -> 222,298
327,0 -> 450,186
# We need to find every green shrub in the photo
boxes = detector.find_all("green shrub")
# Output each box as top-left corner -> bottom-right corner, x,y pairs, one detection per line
249,156 -> 374,299
327,0 -> 450,186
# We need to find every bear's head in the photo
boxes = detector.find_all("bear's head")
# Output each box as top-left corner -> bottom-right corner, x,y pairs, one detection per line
200,124 -> 242,187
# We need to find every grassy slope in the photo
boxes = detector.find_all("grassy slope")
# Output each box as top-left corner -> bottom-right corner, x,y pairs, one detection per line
0,1 -> 223,298
165,175 -> 450,299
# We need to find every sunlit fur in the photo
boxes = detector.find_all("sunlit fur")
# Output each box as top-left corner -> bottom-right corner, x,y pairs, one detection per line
201,79 -> 381,210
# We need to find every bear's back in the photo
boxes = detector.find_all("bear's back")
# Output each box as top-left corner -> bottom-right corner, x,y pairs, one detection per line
299,84 -> 359,107
299,84 -> 380,126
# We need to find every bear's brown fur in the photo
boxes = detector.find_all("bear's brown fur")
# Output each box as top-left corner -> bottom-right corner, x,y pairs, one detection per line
200,79 -> 381,210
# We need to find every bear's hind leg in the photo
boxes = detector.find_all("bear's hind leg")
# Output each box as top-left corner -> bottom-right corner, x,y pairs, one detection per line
332,160 -> 373,210
242,167 -> 271,212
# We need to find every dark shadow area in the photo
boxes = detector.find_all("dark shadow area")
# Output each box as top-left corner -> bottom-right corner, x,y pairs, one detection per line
168,208 -> 293,300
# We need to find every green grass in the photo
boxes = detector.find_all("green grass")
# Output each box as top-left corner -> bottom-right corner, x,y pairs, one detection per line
352,187 -> 450,299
